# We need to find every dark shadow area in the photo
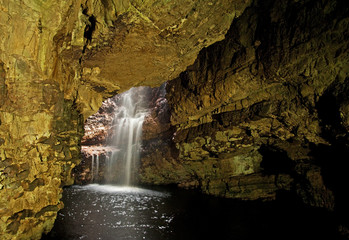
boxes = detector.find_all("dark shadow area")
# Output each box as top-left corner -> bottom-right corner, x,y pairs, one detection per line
258,145 -> 295,175
84,15 -> 96,43
316,91 -> 345,140
309,141 -> 349,233
312,81 -> 349,235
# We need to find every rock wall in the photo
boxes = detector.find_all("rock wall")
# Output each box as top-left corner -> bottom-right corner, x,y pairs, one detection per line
139,0 -> 349,233
0,1 -> 83,239
0,1 -> 245,238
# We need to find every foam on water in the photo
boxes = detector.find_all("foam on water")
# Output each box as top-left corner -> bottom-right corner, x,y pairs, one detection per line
77,184 -> 170,197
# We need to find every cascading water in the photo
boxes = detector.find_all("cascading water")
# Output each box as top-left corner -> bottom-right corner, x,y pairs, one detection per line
90,154 -> 100,182
106,87 -> 150,186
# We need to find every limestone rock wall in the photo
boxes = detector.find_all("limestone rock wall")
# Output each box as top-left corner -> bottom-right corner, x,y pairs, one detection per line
140,0 -> 349,216
0,1 -> 83,239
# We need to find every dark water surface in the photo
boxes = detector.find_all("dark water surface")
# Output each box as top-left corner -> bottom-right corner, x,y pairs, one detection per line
43,184 -> 339,240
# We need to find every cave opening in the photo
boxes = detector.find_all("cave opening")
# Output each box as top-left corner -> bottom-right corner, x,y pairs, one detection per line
43,83 -> 341,240
74,86 -> 154,186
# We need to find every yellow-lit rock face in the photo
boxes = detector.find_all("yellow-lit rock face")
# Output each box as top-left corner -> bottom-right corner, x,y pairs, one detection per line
140,0 -> 349,215
0,2 -> 82,238
0,0 -> 251,239
78,0 -> 251,93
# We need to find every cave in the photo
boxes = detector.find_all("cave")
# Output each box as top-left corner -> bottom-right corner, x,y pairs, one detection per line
0,0 -> 349,239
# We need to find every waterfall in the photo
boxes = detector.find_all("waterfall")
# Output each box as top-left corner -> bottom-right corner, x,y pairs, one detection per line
107,87 -> 150,186
96,155 -> 99,181
91,155 -> 94,182
91,154 -> 100,182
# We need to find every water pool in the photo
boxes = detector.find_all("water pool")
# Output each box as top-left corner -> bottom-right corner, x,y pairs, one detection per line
43,184 -> 339,240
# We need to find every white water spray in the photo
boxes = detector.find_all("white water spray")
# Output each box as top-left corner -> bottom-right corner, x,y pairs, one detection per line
91,154 -> 100,182
91,155 -> 94,182
96,155 -> 99,181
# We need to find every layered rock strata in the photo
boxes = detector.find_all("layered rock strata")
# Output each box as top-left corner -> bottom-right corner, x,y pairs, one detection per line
139,0 -> 349,235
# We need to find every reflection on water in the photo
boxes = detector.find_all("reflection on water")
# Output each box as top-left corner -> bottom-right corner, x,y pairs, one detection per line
44,184 -> 339,240
45,184 -> 172,240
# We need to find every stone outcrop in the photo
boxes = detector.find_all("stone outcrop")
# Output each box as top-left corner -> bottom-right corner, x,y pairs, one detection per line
139,0 -> 349,235
0,0 -> 348,239
81,96 -> 118,146
74,94 -> 119,184
0,2 -> 84,239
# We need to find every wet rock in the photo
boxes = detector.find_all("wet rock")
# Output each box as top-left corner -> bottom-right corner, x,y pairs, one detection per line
140,0 -> 348,213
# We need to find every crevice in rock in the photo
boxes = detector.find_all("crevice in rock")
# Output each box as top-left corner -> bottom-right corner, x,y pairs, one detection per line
79,5 -> 97,65
83,15 -> 96,44
0,60 -> 7,108
35,205 -> 60,218
311,78 -> 349,231
317,82 -> 348,140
